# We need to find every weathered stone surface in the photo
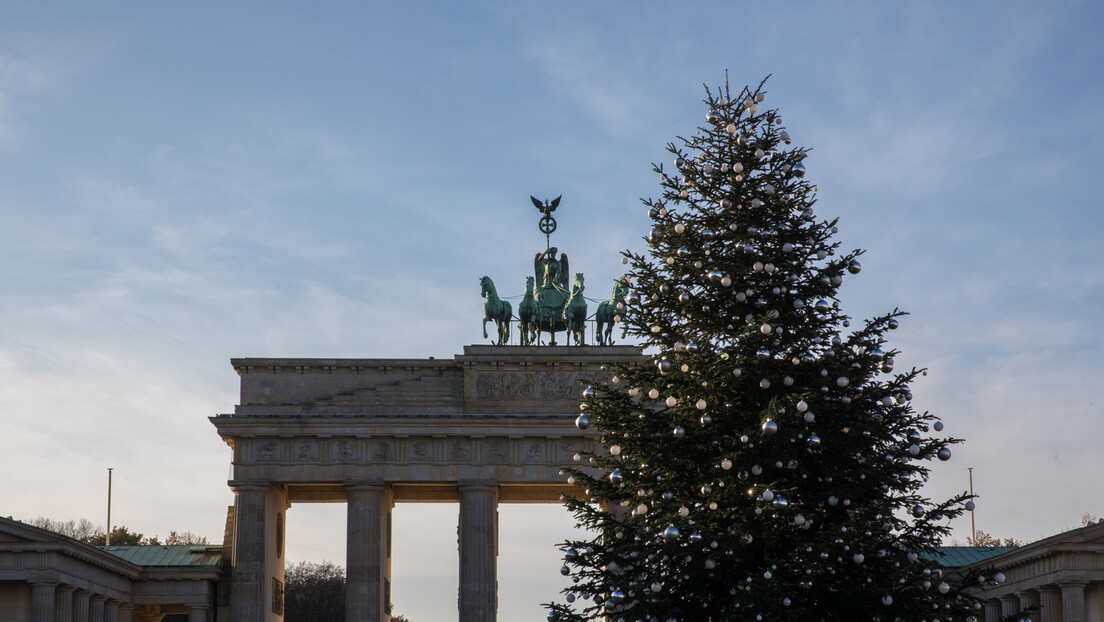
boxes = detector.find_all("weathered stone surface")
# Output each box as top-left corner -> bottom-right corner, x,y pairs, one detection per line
212,345 -> 646,622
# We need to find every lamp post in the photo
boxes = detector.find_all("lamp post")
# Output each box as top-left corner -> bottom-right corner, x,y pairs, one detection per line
968,467 -> 975,544
106,468 -> 113,546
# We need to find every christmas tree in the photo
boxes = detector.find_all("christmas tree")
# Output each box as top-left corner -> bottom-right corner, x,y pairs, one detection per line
548,77 -> 987,622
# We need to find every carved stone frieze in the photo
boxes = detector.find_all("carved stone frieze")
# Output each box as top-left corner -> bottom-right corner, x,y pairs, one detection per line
244,434 -> 589,469
475,371 -> 589,402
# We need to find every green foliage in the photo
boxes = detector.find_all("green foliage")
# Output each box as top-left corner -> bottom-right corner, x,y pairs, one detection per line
88,525 -> 159,546
547,77 -> 983,622
965,531 -> 1022,547
165,530 -> 209,545
283,561 -> 412,622
284,561 -> 346,622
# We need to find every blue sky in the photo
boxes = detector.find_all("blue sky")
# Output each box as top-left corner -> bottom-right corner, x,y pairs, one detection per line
2,2 -> 1102,621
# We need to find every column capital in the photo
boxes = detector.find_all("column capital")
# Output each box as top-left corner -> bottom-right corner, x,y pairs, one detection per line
228,480 -> 271,493
344,480 -> 387,492
458,480 -> 500,491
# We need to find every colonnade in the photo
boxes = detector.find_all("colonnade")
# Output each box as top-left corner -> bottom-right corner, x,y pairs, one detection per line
982,583 -> 1087,622
25,583 -> 211,622
230,480 -> 501,622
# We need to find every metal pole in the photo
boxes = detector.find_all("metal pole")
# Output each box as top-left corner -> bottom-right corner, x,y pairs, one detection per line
968,467 -> 975,544
106,468 -> 113,546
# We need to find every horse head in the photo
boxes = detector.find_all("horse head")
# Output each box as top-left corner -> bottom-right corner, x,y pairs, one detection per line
572,272 -> 585,293
612,276 -> 628,299
480,276 -> 493,298
525,275 -> 535,296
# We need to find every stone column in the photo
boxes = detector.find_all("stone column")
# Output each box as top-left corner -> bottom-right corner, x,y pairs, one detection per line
231,482 -> 271,622
90,595 -> 106,622
117,603 -> 134,622
1060,583 -> 1086,622
54,585 -> 74,622
1019,591 -> 1040,622
458,482 -> 499,622
30,581 -> 56,622
104,600 -> 119,622
346,482 -> 392,622
187,605 -> 209,622
1038,587 -> 1063,622
984,599 -> 1002,622
73,590 -> 91,622
1001,595 -> 1021,620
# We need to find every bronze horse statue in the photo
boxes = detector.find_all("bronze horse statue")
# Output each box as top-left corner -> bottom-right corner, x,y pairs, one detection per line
518,276 -> 539,346
595,276 -> 628,345
480,276 -> 512,345
563,273 -> 587,346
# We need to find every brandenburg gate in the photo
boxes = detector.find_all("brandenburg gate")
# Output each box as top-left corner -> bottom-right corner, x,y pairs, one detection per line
210,344 -> 642,622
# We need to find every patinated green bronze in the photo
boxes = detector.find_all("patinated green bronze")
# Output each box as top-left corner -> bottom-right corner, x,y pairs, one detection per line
477,195 -> 627,346
563,273 -> 587,346
480,276 -> 512,345
595,276 -> 628,346
518,276 -> 539,346
531,247 -> 573,345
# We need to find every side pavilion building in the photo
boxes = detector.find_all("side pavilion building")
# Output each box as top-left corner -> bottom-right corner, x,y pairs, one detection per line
0,516 -> 224,622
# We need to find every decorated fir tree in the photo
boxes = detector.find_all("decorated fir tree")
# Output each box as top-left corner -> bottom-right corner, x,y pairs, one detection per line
548,77 -> 988,622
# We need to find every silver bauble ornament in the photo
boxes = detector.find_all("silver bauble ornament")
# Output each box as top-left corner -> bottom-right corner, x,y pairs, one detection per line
706,110 -> 721,124
762,419 -> 778,435
663,526 -> 680,541
847,259 -> 861,274
937,447 -> 952,461
793,162 -> 806,177
575,414 -> 590,430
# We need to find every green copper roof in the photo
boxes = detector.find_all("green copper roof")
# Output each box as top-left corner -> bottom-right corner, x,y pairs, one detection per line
927,546 -> 1016,567
98,545 -> 222,568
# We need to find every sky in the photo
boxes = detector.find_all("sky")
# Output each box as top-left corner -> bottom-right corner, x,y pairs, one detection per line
1,2 -> 1102,620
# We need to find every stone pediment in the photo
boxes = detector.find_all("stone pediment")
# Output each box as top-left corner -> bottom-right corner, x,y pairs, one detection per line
959,521 -> 1104,606
0,517 -> 74,545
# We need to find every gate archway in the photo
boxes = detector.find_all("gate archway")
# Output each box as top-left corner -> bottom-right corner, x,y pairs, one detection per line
211,345 -> 642,622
